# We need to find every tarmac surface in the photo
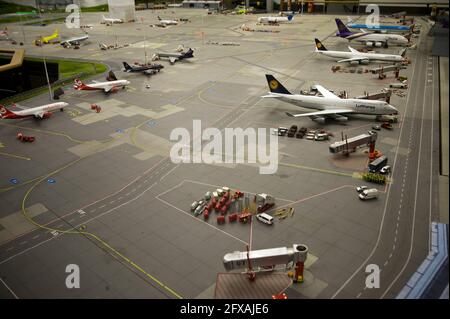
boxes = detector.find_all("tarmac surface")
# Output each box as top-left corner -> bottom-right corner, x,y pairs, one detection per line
0,9 -> 443,298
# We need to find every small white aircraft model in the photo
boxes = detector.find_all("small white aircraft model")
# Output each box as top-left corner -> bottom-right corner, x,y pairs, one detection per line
74,78 -> 130,93
262,74 -> 398,123
314,38 -> 406,65
157,16 -> 178,26
60,34 -> 89,48
152,48 -> 194,64
258,14 -> 294,24
0,102 -> 68,119
102,15 -> 123,25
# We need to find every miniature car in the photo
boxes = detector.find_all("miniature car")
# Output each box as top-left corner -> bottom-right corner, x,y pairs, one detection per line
277,127 -> 288,136
256,213 -> 274,225
194,201 -> 206,216
295,131 -> 304,139
381,122 -> 393,130
356,185 -> 368,193
380,165 -> 391,174
204,191 -> 212,200
372,125 -> 381,130
359,189 -> 379,200
190,201 -> 199,212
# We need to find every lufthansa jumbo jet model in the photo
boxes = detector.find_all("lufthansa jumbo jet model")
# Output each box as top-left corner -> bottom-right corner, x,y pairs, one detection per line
262,74 -> 398,123
60,34 -> 89,48
335,18 -> 408,47
258,14 -> 294,24
0,102 -> 68,120
74,78 -> 130,93
314,38 -> 406,65
122,62 -> 164,75
152,48 -> 194,64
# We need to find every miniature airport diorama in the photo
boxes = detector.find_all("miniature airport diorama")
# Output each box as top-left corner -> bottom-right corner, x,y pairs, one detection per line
0,0 -> 447,301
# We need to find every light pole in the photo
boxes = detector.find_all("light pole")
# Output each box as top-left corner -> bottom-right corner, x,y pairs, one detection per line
41,46 -> 53,101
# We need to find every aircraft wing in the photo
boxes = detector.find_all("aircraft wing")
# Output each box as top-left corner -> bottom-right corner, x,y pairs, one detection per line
337,57 -> 368,63
347,46 -> 360,53
314,85 -> 339,99
169,57 -> 178,64
103,86 -> 113,93
286,109 -> 354,117
34,111 -> 45,119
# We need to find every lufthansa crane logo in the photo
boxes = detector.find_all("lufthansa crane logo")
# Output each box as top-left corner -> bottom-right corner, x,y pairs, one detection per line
317,42 -> 322,48
269,80 -> 279,90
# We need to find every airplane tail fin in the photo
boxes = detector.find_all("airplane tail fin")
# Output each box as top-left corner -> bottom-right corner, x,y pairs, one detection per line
0,105 -> 16,118
73,78 -> 86,90
314,38 -> 327,51
288,14 -> 294,21
184,48 -> 194,58
122,62 -> 132,70
265,74 -> 291,95
335,18 -> 353,37
54,29 -> 59,37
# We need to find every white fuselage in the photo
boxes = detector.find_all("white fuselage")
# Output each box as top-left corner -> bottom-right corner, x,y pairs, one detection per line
10,102 -> 67,118
258,16 -> 291,24
160,20 -> 178,25
85,80 -> 129,90
347,32 -> 408,46
61,35 -> 89,45
103,17 -> 123,24
268,93 -> 397,115
316,49 -> 404,63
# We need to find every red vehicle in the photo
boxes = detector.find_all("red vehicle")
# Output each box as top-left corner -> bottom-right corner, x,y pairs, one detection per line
228,213 -> 238,222
239,211 -> 252,223
217,215 -> 225,224
220,205 -> 228,215
203,209 -> 209,220
17,132 -> 35,142
381,122 -> 393,130
233,190 -> 244,199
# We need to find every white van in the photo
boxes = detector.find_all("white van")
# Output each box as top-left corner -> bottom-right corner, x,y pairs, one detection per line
359,189 -> 379,200
256,213 -> 274,225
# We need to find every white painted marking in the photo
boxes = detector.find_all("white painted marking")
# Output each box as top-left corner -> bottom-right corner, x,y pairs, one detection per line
0,278 -> 18,299
32,235 -> 39,240
99,205 -> 106,209
19,241 -> 27,245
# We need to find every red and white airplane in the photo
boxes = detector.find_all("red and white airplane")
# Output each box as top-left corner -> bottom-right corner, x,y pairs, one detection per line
0,102 -> 68,119
74,78 -> 130,93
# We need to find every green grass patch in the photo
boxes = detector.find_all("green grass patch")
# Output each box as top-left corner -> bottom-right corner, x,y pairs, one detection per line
0,58 -> 108,104
81,4 -> 109,12
0,0 -> 36,15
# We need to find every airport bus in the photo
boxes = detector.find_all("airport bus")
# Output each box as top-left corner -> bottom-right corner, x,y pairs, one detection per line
368,155 -> 388,173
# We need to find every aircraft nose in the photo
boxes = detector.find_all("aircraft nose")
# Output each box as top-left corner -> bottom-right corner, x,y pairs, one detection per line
390,105 -> 398,114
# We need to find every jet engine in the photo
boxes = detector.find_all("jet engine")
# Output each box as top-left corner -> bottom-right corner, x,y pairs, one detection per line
311,116 -> 326,124
360,59 -> 370,65
365,41 -> 373,47
375,42 -> 383,47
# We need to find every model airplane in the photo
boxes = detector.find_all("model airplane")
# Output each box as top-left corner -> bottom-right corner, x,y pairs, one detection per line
346,17 -> 413,33
262,74 -> 398,123
0,28 -> 8,40
0,102 -> 68,119
60,34 -> 89,48
122,62 -> 164,75
152,48 -> 194,64
35,29 -> 59,45
314,38 -> 405,65
74,78 -> 130,93
102,15 -> 123,24
157,16 -> 178,26
335,18 -> 408,47
258,14 -> 294,24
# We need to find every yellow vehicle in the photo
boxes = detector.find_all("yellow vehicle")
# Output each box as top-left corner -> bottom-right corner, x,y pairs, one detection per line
34,29 -> 59,46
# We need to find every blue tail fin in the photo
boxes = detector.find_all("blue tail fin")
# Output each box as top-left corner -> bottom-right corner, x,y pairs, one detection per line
265,75 -> 291,95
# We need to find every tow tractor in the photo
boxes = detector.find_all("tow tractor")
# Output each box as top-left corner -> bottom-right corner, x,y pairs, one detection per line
255,193 -> 275,213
